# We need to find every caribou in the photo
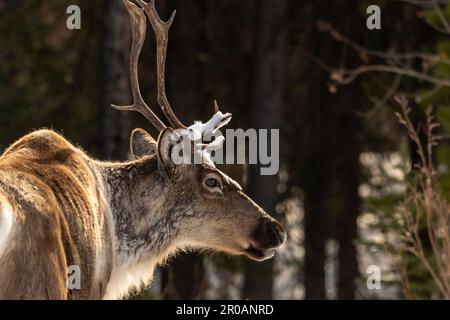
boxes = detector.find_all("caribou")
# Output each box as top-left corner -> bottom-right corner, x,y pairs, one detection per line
0,0 -> 286,299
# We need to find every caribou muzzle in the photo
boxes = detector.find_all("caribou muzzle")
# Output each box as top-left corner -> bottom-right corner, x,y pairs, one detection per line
245,218 -> 287,261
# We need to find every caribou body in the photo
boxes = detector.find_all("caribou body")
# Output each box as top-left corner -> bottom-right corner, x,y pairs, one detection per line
0,0 -> 286,300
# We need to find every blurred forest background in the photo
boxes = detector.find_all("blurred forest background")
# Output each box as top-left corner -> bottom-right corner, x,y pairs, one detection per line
1,0 -> 450,299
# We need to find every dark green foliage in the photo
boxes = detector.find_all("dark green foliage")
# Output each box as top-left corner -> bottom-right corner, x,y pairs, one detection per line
0,0 -> 100,155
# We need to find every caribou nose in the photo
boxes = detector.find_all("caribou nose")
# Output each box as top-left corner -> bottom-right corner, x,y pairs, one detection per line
273,221 -> 287,246
255,219 -> 287,248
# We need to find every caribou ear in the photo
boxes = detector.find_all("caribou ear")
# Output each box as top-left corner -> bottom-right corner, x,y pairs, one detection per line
157,127 -> 179,177
130,128 -> 157,158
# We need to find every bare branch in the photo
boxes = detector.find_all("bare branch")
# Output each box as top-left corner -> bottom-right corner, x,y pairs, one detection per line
337,64 -> 450,87
394,0 -> 450,7
318,21 -> 448,64
394,98 -> 450,298
356,74 -> 402,118
432,0 -> 450,34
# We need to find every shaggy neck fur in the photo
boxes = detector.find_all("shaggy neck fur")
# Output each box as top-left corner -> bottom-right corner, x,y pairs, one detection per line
98,156 -> 186,299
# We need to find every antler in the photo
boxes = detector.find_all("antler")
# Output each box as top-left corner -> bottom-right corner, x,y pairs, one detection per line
111,0 -> 166,132
137,0 -> 186,129
113,0 -> 230,136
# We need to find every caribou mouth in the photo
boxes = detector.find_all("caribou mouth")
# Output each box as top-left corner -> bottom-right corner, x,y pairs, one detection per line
244,244 -> 275,261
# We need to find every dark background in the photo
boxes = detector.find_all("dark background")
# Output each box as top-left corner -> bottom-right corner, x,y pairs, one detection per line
1,0 -> 450,299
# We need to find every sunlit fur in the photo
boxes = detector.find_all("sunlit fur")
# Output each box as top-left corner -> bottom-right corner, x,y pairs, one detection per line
0,195 -> 14,260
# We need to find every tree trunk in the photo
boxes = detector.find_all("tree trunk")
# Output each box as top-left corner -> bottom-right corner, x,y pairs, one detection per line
100,0 -> 132,160
242,0 -> 288,300
302,0 -> 365,300
302,29 -> 333,302
303,93 -> 331,299
334,105 -> 361,300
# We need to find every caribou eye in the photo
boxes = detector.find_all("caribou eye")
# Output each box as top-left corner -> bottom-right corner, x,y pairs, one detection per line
205,178 -> 219,188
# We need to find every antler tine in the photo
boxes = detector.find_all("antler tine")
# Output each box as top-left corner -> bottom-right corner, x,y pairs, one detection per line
111,0 -> 166,132
137,0 -> 187,129
213,100 -> 220,114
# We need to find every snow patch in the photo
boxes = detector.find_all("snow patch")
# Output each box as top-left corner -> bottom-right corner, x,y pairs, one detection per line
176,111 -> 232,166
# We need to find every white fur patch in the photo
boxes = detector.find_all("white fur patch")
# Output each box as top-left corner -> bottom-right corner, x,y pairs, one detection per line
103,260 -> 156,300
103,242 -> 181,299
0,197 -> 14,258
